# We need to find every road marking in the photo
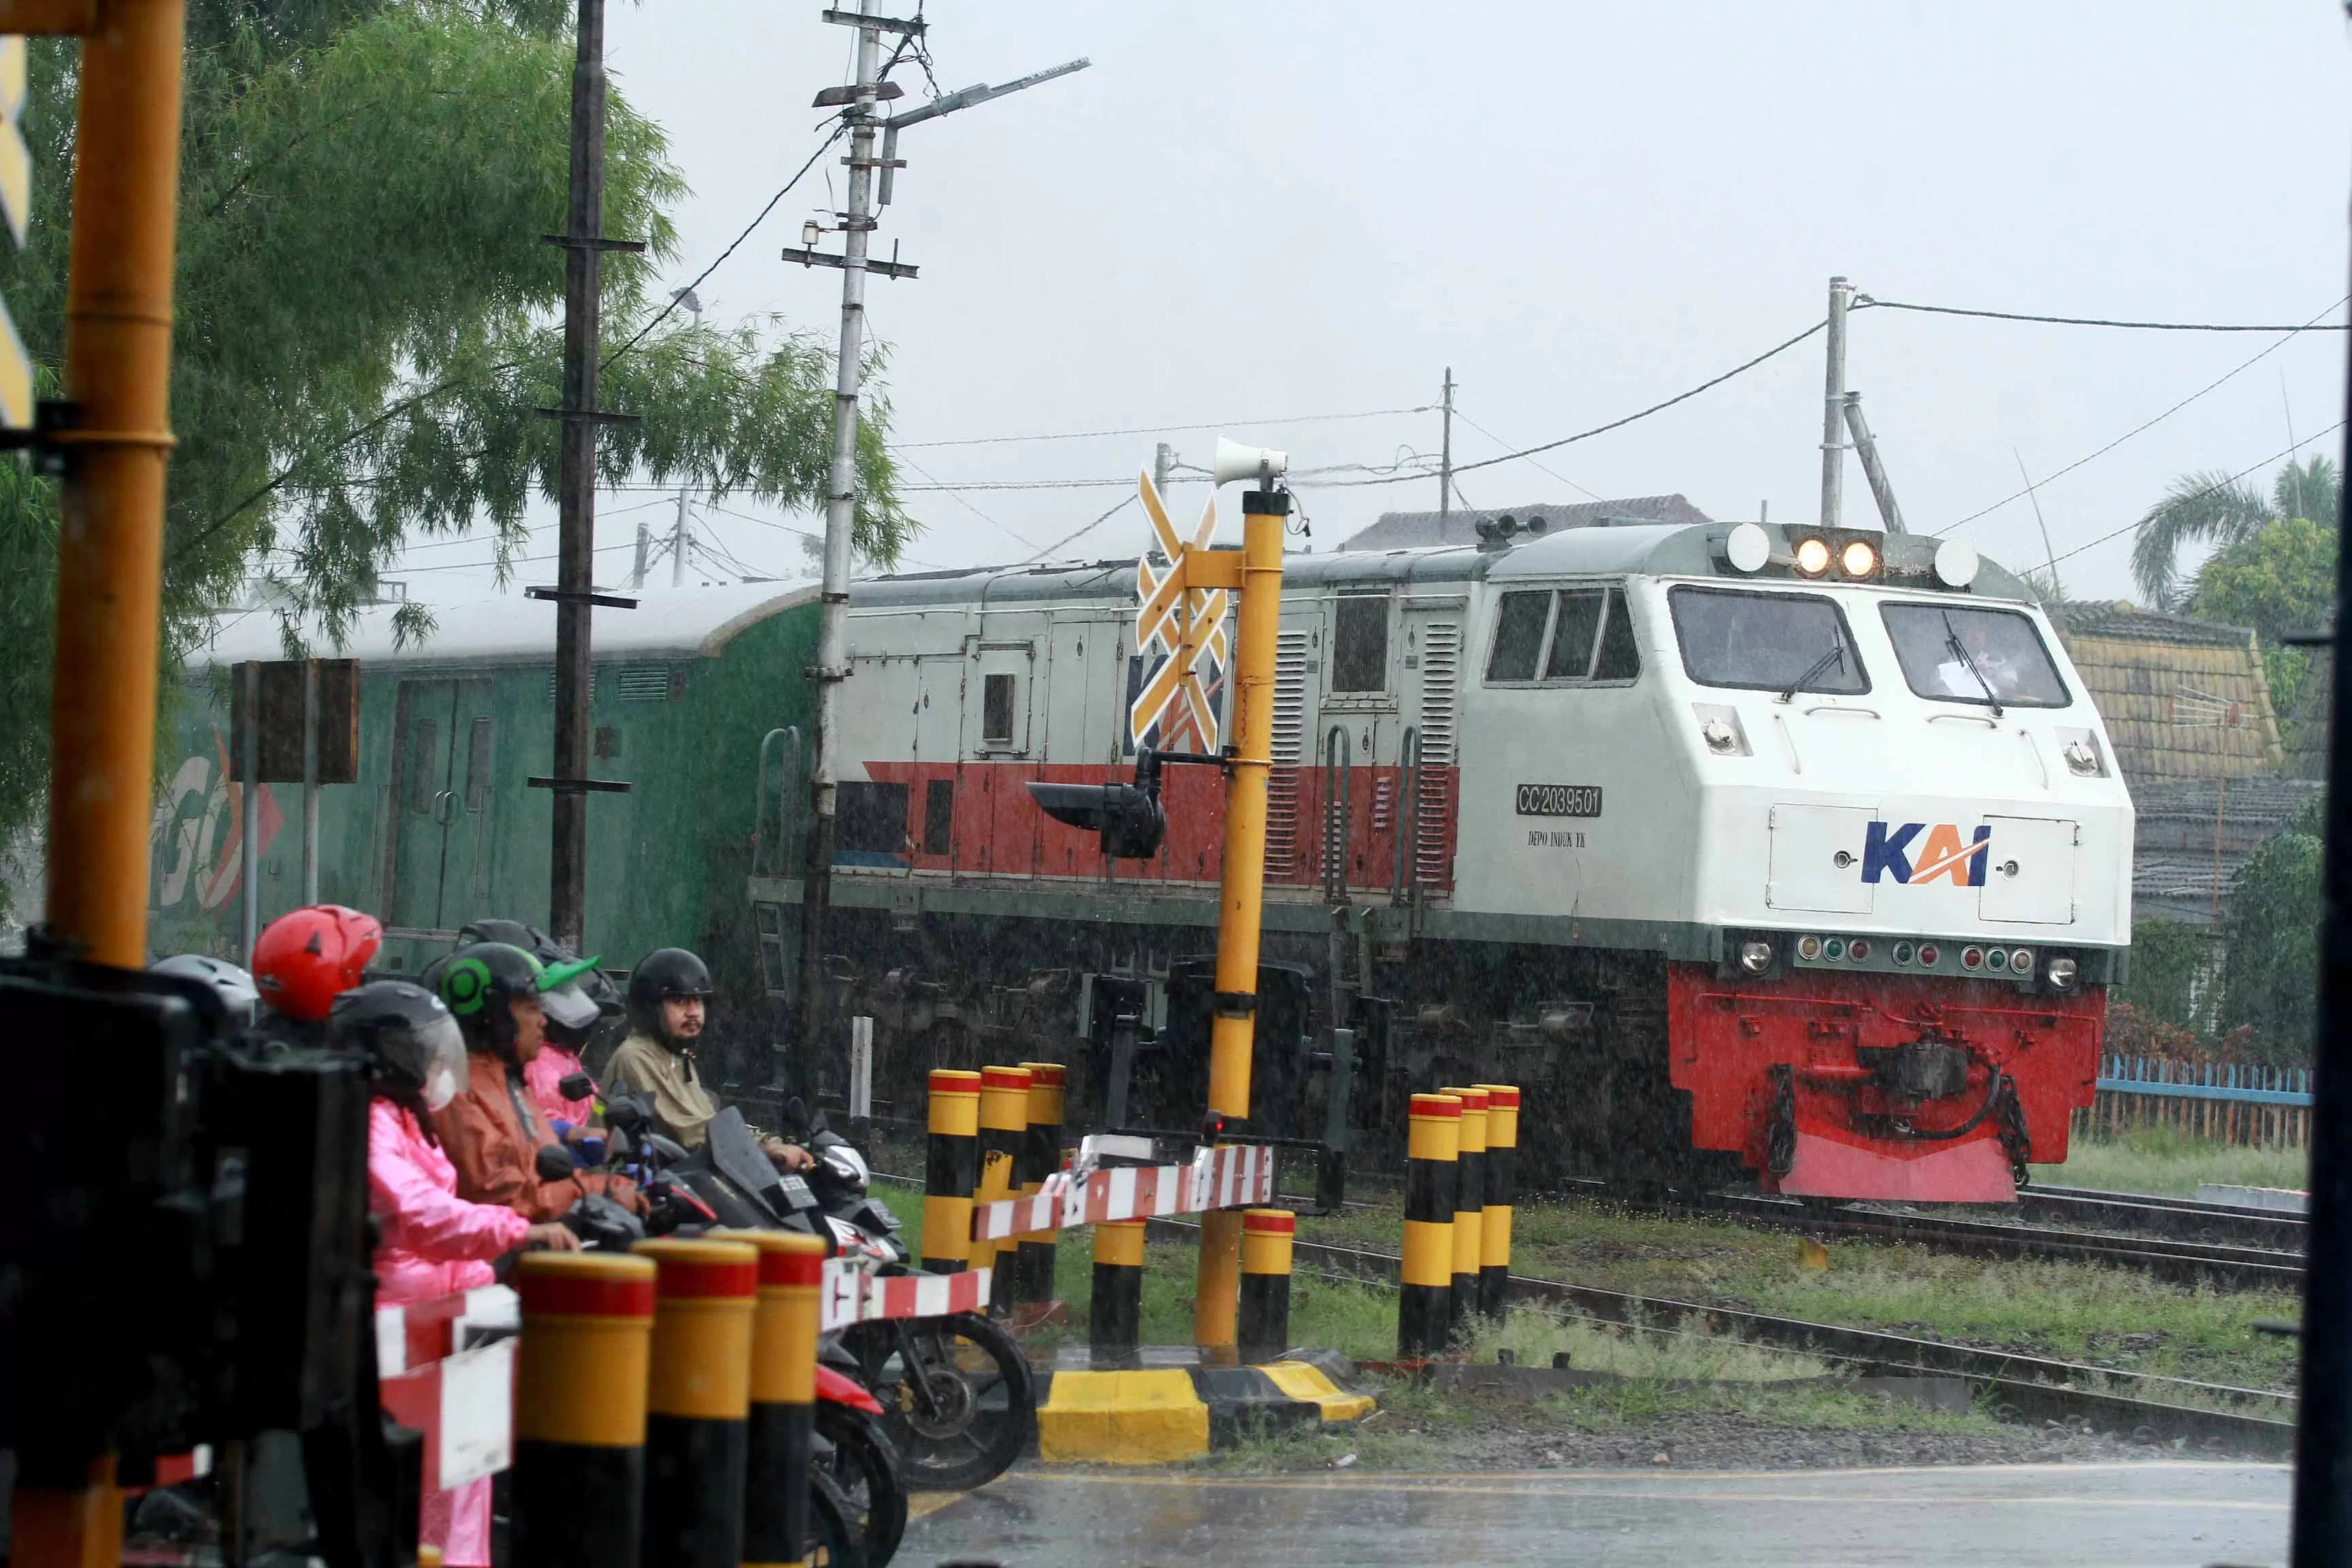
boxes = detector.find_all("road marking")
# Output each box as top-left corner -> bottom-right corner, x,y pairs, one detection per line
1007,1471 -> 2287,1509
907,1491 -> 974,1522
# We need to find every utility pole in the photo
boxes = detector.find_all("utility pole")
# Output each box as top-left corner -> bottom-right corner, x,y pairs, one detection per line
533,0 -> 642,951
1154,441 -> 1177,500
630,520 -> 651,588
1843,391 -> 1907,536
1819,276 -> 1851,531
789,5 -> 1088,1092
672,486 -> 691,586
1438,367 -> 1454,529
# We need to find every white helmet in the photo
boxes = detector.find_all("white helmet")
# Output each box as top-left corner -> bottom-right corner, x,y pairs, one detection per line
151,953 -> 261,1027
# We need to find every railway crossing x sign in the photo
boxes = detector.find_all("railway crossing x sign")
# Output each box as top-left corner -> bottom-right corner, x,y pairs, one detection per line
0,35 -> 31,430
1130,468 -> 1232,753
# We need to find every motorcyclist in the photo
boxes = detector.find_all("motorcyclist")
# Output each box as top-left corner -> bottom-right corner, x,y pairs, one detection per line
453,918 -> 618,1150
251,904 -> 383,1047
331,979 -> 576,1568
433,941 -> 641,1222
604,947 -> 811,1171
149,953 -> 261,1028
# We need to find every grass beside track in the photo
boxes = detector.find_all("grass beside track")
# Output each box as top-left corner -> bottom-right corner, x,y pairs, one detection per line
1293,1197 -> 2300,1395
2034,1126 -> 2309,1197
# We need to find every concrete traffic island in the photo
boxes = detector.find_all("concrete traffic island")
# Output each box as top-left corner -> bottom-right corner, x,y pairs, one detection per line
1033,1345 -> 1377,1465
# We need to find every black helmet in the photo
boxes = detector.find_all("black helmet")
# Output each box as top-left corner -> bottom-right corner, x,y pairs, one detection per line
329,980 -> 468,1112
627,947 -> 714,1048
438,941 -> 602,1055
457,917 -> 623,1050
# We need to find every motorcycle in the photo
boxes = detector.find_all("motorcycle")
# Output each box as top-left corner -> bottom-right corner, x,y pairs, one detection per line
559,1078 -> 1033,1500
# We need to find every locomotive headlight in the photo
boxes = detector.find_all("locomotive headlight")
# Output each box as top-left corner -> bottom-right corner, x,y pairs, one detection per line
1840,539 -> 1878,577
1739,939 -> 1774,975
2046,955 -> 2079,991
1794,536 -> 1831,575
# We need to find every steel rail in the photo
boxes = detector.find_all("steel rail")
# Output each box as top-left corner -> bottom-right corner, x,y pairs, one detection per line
2022,1184 -> 2306,1251
1141,1219 -> 2297,1459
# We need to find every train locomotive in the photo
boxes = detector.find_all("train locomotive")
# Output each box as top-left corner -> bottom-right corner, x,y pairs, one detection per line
151,512 -> 2127,1205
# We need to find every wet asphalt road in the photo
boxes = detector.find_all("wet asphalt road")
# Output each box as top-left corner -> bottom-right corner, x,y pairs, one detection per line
900,1461 -> 2289,1567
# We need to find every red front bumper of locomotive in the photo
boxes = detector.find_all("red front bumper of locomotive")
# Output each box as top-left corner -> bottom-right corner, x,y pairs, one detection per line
1665,962 -> 2103,1204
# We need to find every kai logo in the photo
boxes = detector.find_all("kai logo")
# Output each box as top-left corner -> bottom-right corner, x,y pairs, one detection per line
1862,821 -> 1991,886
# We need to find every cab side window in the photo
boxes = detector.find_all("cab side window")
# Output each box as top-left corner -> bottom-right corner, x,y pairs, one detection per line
1485,585 -> 1642,685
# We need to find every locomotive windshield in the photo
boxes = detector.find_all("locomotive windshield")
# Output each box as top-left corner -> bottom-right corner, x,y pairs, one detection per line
1667,586 -> 1869,696
1880,602 -> 2071,708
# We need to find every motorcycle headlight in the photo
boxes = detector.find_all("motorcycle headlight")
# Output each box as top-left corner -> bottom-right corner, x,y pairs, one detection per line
826,1143 -> 871,1193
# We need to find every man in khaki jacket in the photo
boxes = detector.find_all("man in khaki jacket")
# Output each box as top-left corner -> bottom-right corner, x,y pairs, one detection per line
607,947 -> 811,1170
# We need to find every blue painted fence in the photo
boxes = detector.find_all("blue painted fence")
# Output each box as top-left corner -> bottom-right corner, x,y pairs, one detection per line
2083,1056 -> 2313,1147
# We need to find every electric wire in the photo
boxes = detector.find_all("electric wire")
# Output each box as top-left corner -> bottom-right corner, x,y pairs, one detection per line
1019,492 -> 1139,564
1857,297 -> 2352,332
2039,423 -> 2348,572
1450,405 -> 1605,502
892,403 -> 1437,450
1945,296 -> 2350,533
600,120 -> 852,373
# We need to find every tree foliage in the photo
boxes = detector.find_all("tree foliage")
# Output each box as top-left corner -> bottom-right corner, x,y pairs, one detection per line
0,0 -> 911,866
2216,795 -> 2323,1066
2130,455 -> 2339,610
2189,512 -> 2336,721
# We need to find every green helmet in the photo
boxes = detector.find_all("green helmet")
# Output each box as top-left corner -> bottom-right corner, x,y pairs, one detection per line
438,940 -> 602,1054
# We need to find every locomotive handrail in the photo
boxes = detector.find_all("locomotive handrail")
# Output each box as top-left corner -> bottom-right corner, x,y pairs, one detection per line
753,725 -> 805,878
1392,725 -> 1422,905
1321,723 -> 1352,906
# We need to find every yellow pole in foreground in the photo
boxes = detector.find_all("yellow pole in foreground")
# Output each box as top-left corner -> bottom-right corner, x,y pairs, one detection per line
39,0 -> 186,968
1195,483 -> 1288,1350
12,3 -> 187,1561
1205,485 -> 1290,1123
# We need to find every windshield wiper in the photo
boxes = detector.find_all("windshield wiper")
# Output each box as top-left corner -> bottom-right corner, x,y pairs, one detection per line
1777,636 -> 1846,704
1943,611 -> 2004,718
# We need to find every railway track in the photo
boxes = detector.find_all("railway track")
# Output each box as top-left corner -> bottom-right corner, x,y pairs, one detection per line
1141,1218 -> 2298,1460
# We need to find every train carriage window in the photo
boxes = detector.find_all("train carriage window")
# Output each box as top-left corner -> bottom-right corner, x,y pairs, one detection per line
1485,591 -> 1551,681
923,779 -> 955,855
1331,593 -> 1390,692
1543,589 -> 1607,680
982,673 -> 1017,746
834,781 -> 911,858
1880,602 -> 2070,708
1668,586 -> 1870,695
1593,589 -> 1642,681
407,720 -> 438,813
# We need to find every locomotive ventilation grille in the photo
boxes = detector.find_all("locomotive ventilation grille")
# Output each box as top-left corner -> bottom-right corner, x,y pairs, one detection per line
1414,622 -> 1459,886
1266,630 -> 1310,873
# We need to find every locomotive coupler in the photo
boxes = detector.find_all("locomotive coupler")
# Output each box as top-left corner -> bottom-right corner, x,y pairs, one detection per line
1856,1036 -> 1974,1100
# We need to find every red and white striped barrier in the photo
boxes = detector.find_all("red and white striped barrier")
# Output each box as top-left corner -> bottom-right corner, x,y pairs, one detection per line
970,1142 -> 1275,1243
376,1287 -> 519,1492
821,1258 -> 994,1331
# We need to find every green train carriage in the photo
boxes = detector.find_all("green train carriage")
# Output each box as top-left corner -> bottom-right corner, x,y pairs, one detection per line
148,581 -> 824,1080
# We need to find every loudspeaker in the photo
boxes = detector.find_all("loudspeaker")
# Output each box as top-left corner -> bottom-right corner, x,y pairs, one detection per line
1211,436 -> 1290,486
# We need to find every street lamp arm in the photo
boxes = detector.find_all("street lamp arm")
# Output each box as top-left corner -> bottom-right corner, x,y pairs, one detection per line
883,58 -> 1090,129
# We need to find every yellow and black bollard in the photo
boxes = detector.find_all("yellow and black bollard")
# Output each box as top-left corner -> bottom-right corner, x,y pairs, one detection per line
1399,1092 -> 1460,1357
736,1230 -> 827,1568
1475,1083 -> 1520,1318
638,1237 -> 758,1568
1237,1208 -> 1296,1365
921,1067 -> 982,1275
976,1064 -> 1032,1309
513,1252 -> 657,1568
1441,1086 -> 1488,1334
1015,1060 -> 1068,1309
1089,1218 -> 1146,1367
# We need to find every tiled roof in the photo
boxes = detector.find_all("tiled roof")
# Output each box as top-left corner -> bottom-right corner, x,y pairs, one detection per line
2130,777 -> 2322,926
2048,602 -> 2283,783
1339,495 -> 1714,552
2287,649 -> 2332,781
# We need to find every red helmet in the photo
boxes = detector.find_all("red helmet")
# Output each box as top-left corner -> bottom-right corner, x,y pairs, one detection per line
253,904 -> 385,1021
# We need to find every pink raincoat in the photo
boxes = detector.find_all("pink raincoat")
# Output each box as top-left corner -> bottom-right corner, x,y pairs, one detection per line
525,1044 -> 598,1139
368,1098 -> 530,1567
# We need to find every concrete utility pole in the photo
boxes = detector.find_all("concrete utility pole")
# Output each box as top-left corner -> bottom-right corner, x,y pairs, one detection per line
671,486 -> 691,586
1819,275 -> 1852,532
1438,367 -> 1454,528
1843,391 -> 1907,536
791,3 -> 1087,1091
537,0 -> 642,950
1154,441 -> 1177,500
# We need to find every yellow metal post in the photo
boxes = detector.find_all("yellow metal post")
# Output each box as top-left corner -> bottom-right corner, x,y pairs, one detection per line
38,0 -> 185,970
8,1 -> 185,1560
1204,488 -> 1289,1123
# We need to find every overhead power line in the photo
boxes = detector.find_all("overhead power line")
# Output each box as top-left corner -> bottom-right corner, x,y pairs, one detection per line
893,403 -> 1436,450
1314,319 -> 1830,489
1946,296 -> 2351,533
2040,422 -> 2347,571
1858,297 -> 2352,332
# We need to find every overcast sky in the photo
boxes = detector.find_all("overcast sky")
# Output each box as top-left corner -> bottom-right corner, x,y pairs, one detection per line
389,1 -> 2352,606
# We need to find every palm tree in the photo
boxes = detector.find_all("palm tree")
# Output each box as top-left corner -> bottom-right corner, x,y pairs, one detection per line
2131,455 -> 2340,609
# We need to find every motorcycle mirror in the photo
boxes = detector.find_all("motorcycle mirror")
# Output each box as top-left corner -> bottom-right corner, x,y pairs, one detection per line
604,1096 -> 647,1133
785,1095 -> 808,1132
534,1143 -> 574,1182
557,1071 -> 594,1101
647,1132 -> 690,1165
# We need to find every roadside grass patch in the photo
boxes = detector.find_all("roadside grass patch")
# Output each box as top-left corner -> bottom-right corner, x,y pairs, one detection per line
2037,1126 -> 2308,1197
